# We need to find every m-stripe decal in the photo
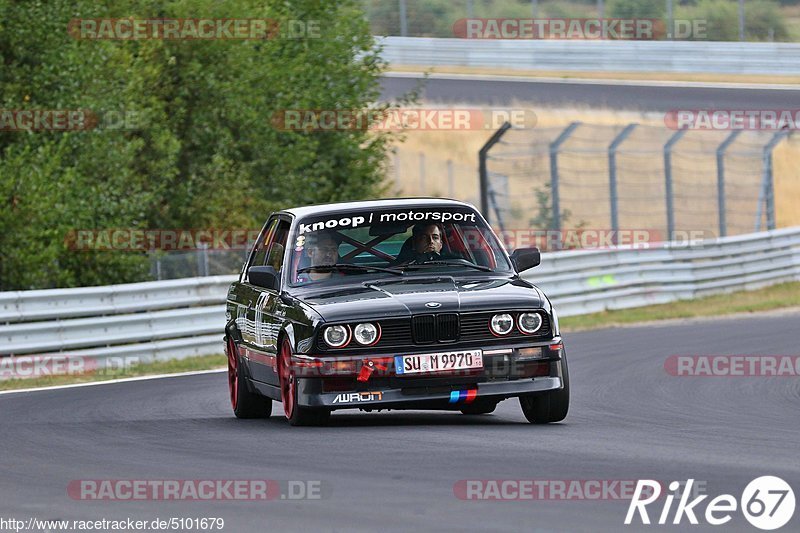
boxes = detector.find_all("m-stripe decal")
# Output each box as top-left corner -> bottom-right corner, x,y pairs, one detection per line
448,390 -> 478,404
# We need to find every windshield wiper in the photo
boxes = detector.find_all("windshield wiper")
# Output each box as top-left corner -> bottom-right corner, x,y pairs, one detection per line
297,263 -> 403,276
399,259 -> 493,272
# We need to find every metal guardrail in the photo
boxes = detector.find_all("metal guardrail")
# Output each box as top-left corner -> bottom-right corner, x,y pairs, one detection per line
0,276 -> 234,324
0,276 -> 235,369
378,37 -> 800,75
532,227 -> 800,316
1,228 -> 798,374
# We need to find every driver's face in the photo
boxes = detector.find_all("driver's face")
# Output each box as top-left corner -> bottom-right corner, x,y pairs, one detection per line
414,225 -> 443,254
307,237 -> 339,266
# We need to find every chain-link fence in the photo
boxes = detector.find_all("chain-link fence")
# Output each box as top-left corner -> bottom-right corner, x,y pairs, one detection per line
149,247 -> 248,280
365,0 -> 785,42
481,123 -> 792,246
146,122 -> 792,277
389,149 -> 479,204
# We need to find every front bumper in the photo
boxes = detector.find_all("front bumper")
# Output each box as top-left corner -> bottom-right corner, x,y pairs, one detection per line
297,374 -> 563,409
289,339 -> 566,410
296,340 -> 567,410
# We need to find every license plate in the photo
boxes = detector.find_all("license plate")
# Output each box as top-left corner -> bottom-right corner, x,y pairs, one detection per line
394,350 -> 483,375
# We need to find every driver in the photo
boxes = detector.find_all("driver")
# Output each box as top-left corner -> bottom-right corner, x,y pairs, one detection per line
296,231 -> 341,283
398,222 -> 460,263
413,222 -> 444,257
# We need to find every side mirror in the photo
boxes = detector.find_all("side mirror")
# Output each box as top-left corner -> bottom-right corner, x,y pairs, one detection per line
248,265 -> 280,290
510,247 -> 541,272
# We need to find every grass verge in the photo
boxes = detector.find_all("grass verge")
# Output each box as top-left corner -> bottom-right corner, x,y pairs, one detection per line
560,281 -> 800,332
388,65 -> 800,86
0,354 -> 226,391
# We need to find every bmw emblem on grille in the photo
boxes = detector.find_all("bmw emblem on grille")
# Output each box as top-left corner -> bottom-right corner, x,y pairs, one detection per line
425,302 -> 441,308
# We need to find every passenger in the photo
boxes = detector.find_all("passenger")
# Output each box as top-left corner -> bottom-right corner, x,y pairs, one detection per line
296,232 -> 340,283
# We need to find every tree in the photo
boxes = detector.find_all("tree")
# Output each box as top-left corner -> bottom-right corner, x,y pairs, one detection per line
0,0 -> 396,289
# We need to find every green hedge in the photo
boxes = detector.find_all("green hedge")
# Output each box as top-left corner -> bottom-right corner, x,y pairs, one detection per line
0,0 -> 397,290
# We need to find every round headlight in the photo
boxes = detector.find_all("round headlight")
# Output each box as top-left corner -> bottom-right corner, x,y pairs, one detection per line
490,313 -> 514,336
518,312 -> 543,334
353,323 -> 379,346
323,325 -> 350,348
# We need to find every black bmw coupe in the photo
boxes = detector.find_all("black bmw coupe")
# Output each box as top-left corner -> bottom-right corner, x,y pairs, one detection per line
224,198 -> 569,426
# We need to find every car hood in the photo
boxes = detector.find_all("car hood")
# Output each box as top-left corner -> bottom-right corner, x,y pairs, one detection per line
293,276 -> 545,322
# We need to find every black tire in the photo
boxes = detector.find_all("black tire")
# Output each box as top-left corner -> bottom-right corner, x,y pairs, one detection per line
279,338 -> 331,427
227,338 -> 272,419
519,353 -> 570,424
459,398 -> 498,415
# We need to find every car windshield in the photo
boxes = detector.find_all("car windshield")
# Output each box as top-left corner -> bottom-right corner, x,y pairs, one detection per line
288,206 -> 513,287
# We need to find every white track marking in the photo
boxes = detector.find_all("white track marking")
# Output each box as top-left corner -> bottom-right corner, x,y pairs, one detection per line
0,368 -> 226,396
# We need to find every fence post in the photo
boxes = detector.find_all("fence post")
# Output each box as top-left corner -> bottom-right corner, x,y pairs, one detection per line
757,130 -> 790,231
418,152 -> 426,195
393,149 -> 401,191
608,123 -> 638,243
664,129 -> 687,241
549,122 -> 581,243
715,131 -> 741,237
399,0 -> 408,36
478,121 -> 512,222
738,0 -> 745,41
666,0 -> 673,40
447,159 -> 454,198
197,243 -> 209,277
488,185 -> 507,234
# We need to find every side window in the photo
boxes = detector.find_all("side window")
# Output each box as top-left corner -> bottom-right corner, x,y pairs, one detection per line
246,218 -> 278,276
267,220 -> 290,272
243,218 -> 290,286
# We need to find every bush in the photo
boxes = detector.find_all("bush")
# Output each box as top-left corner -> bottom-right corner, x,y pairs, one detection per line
608,0 -> 666,19
0,0 -> 397,289
677,0 -> 789,41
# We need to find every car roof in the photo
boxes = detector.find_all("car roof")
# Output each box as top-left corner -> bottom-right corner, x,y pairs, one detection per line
278,197 -> 479,219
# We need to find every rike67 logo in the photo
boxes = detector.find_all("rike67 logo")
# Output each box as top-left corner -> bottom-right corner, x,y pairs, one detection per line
626,477 -> 795,530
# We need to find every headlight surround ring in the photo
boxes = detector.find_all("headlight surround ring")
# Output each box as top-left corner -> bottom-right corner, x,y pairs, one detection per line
517,312 -> 543,335
353,322 -> 380,346
323,324 -> 351,348
490,313 -> 514,336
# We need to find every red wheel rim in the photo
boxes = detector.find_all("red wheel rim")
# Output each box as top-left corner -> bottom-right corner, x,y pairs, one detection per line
227,339 -> 238,410
279,340 -> 295,419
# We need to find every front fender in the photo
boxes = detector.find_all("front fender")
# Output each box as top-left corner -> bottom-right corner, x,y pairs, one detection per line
225,319 -> 242,344
281,321 -> 297,351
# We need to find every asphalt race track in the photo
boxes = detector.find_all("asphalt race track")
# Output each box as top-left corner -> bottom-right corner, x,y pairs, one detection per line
380,74 -> 800,111
1,313 -> 798,532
